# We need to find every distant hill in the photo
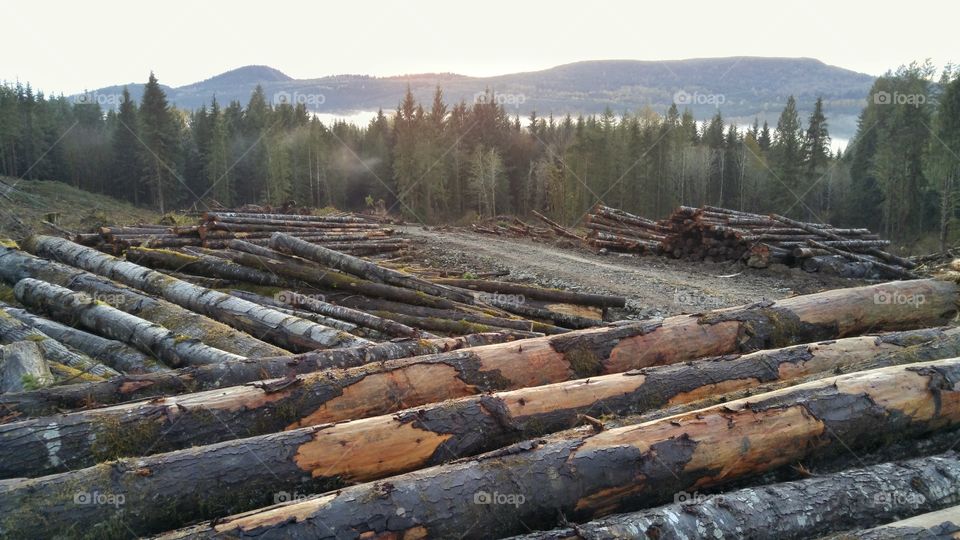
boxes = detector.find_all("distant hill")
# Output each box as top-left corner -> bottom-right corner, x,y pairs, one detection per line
77,58 -> 876,139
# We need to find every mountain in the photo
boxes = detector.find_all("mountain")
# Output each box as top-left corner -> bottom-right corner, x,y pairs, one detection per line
78,58 -> 876,139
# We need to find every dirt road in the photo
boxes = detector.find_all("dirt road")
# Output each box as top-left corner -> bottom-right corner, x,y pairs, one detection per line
404,226 -> 862,319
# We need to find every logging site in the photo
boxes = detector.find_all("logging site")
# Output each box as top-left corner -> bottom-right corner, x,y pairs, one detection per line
4,1 -> 960,538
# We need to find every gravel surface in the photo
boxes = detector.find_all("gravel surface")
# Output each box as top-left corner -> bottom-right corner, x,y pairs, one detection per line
402,226 -> 868,320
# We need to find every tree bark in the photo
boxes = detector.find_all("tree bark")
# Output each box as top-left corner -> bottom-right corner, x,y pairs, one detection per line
225,290 -> 362,333
14,278 -> 246,370
807,239 -> 917,279
6,327 -> 959,537
155,357 -> 960,540
269,233 -> 475,304
508,452 -> 960,540
0,303 -> 168,374
22,236 -> 371,353
0,332 -> 519,416
835,506 -> 960,539
0,342 -> 52,392
275,289 -> 424,338
431,278 -> 626,308
0,246 -> 288,357
125,246 -> 295,288
0,304 -> 118,378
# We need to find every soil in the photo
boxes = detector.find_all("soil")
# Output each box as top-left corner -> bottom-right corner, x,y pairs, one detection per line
403,226 -> 868,320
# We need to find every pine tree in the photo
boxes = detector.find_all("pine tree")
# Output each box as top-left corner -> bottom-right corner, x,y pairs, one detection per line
138,72 -> 178,213
802,97 -> 831,215
770,96 -> 804,216
111,87 -> 143,204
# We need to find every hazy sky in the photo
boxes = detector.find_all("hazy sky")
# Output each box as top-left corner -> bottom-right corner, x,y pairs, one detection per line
4,0 -> 956,95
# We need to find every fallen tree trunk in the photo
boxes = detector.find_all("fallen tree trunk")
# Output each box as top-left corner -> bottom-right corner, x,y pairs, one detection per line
125,246 -> 295,288
772,213 -> 917,270
8,326 -> 959,536
224,291 -> 361,333
0,342 -> 52,392
14,278 -> 246,369
837,506 -> 960,539
0,303 -> 168,374
807,239 -> 917,280
0,246 -> 288,357
431,278 -> 626,308
0,333 -> 519,416
22,236 -> 371,352
0,305 -> 118,378
532,209 -> 585,240
509,452 -> 960,540
156,357 -> 960,539
275,290 -> 423,338
269,233 -> 475,304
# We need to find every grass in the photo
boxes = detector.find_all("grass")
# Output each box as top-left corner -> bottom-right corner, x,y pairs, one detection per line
0,177 -> 160,240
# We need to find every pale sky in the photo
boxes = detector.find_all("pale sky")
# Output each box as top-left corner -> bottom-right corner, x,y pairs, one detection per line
3,0 -> 956,95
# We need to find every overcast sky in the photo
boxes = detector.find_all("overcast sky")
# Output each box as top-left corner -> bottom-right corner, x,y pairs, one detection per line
4,0 -> 956,95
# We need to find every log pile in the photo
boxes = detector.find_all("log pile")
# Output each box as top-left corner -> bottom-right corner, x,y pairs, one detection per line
584,204 -> 917,279
0,252 -> 958,540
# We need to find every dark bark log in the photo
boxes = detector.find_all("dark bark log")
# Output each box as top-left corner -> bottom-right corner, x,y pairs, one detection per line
834,506 -> 960,539
125,247 -> 295,288
224,291 -> 362,333
509,452 -> 960,540
0,303 -> 168,374
8,326 -> 958,537
368,309 -> 547,336
807,240 -> 918,279
431,278 -> 626,308
269,233 -> 475,304
275,290 -> 424,338
0,246 -> 288,357
22,236 -> 371,352
0,333 -> 519,416
771,213 -> 916,269
156,357 -> 960,539
14,279 -> 245,368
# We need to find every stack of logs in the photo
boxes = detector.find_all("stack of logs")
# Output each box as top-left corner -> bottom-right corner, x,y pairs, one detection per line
74,211 -> 408,256
472,211 -> 585,242
586,204 -> 917,279
0,237 -> 959,539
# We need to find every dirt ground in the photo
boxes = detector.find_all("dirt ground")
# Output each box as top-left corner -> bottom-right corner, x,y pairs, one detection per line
404,225 -> 866,320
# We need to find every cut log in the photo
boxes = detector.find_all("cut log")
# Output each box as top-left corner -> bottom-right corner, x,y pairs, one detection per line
431,278 -> 626,308
14,278 -> 246,369
835,506 -> 960,539
0,305 -> 118,378
22,236 -> 371,352
509,452 -> 960,540
224,291 -> 361,333
275,290 -> 424,338
155,357 -> 960,539
125,247 -> 294,288
0,303 -> 168,374
531,209 -> 585,240
0,342 -> 52,392
269,233 -> 475,304
807,239 -> 918,279
0,246 -> 288,357
3,328 -> 959,535
771,213 -> 917,269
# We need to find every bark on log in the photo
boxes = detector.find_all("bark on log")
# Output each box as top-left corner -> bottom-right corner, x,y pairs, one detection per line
276,290 -> 423,338
835,506 -> 960,539
0,246 -> 288,357
0,342 -> 52,392
0,333 -> 519,416
532,210 -> 585,240
22,236 -> 371,352
0,303 -> 169,374
0,305 -> 118,378
486,296 -> 605,329
509,452 -> 960,540
7,326 -> 958,536
14,279 -> 245,368
156,357 -> 960,540
807,239 -> 918,280
431,278 -> 626,308
225,291 -> 361,333
771,213 -> 917,269
125,247 -> 295,288
269,233 -> 475,304
205,212 -> 373,223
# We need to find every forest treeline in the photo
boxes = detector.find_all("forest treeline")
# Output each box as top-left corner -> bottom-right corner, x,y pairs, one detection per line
0,61 -> 957,241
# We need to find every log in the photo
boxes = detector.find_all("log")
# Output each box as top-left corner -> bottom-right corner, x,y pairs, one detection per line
531,209 -> 585,240
0,303 -> 169,374
156,357 -> 960,539
0,332 -> 519,416
22,236 -> 371,352
125,247 -> 294,289
771,213 -> 917,269
837,506 -> 960,539
205,212 -> 372,223
509,452 -> 960,540
224,291 -> 361,333
4,327 -> 959,535
807,239 -> 918,280
0,246 -> 289,357
276,290 -> 424,338
13,279 -> 245,368
269,233 -> 475,304
0,342 -> 52,392
0,305 -> 118,378
430,278 -> 626,308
